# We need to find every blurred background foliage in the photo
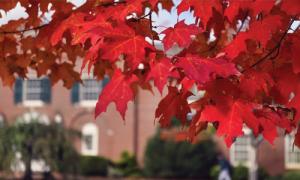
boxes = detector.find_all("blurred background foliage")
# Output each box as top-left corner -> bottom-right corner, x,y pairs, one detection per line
1,123 -> 300,180
0,119 -> 80,179
144,129 -> 218,179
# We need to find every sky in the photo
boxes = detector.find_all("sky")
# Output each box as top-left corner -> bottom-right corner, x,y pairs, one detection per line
0,1 -> 298,37
0,0 -> 86,25
0,0 -> 195,29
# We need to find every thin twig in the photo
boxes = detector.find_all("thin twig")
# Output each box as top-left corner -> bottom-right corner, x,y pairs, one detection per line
0,0 -> 128,34
242,18 -> 296,73
0,24 -> 49,34
236,10 -> 249,34
149,10 -> 155,46
131,10 -> 152,21
98,0 -> 126,7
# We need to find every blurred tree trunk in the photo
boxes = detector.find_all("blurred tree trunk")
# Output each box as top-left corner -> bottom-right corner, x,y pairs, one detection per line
23,142 -> 33,180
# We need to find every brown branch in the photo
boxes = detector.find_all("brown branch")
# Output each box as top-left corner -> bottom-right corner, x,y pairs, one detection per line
242,18 -> 296,73
149,10 -> 155,46
236,10 -> 249,34
0,24 -> 49,34
130,10 -> 152,21
0,0 -> 128,35
195,11 -> 250,56
264,104 -> 293,113
99,0 -> 126,7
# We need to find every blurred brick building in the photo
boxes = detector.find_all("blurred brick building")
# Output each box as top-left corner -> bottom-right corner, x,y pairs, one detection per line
0,71 -> 300,176
0,72 -> 161,164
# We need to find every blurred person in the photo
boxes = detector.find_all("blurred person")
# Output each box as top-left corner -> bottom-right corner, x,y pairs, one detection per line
218,154 -> 232,180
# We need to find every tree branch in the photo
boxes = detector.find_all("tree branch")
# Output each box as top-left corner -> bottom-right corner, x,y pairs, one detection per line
0,0 -> 129,35
149,10 -> 155,46
242,18 -> 296,73
0,24 -> 49,34
98,0 -> 126,7
236,10 -> 249,34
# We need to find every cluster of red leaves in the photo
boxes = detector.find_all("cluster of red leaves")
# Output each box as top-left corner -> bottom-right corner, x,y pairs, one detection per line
0,1 -> 90,87
1,0 -> 300,147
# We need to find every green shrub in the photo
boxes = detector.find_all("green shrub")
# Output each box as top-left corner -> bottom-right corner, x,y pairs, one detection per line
266,175 -> 283,180
144,132 -> 218,178
79,156 -> 111,176
210,165 -> 221,180
233,165 -> 248,180
266,171 -> 300,180
112,151 -> 142,177
258,167 -> 270,180
109,151 -> 143,177
56,146 -> 80,174
282,171 -> 300,180
232,165 -> 269,180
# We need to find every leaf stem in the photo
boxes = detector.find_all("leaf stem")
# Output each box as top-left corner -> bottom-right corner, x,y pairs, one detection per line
0,24 -> 48,34
236,10 -> 249,34
242,18 -> 297,73
149,10 -> 155,46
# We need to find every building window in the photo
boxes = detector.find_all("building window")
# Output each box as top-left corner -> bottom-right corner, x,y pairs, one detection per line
81,123 -> 99,156
83,135 -> 93,150
71,76 -> 109,107
0,113 -> 6,127
25,79 -> 44,101
14,77 -> 51,106
285,134 -> 300,169
81,79 -> 102,101
16,111 -> 50,125
230,135 -> 251,166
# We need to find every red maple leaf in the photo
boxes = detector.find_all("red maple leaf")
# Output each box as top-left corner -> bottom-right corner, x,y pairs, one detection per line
288,86 -> 300,123
101,24 -> 154,70
188,111 -> 207,142
258,115 -> 278,144
101,0 -> 145,22
280,0 -> 300,16
82,39 -> 103,73
50,12 -> 86,46
239,70 -> 274,99
200,98 -> 258,146
224,15 -> 283,59
146,55 -> 174,94
271,65 -> 300,104
155,86 -> 191,127
224,1 -> 251,22
2,0 -> 300,150
255,108 -> 292,144
177,0 -> 222,28
149,0 -> 174,11
161,21 -> 200,51
70,13 -> 112,45
95,70 -> 138,119
294,127 -> 300,148
176,55 -> 240,84
224,0 -> 275,22
290,34 -> 300,74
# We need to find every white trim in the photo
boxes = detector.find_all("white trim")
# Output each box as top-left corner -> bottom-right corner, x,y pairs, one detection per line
81,72 -> 94,79
230,135 -> 252,167
23,100 -> 44,107
285,134 -> 300,169
230,128 -> 254,167
21,78 -> 46,107
11,153 -> 50,172
78,76 -> 102,108
79,100 -> 98,107
81,123 -> 99,156
17,111 -> 50,125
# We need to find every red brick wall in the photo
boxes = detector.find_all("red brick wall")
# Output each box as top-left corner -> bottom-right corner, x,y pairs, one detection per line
0,80 -> 160,162
0,80 -> 291,172
215,134 -> 286,175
